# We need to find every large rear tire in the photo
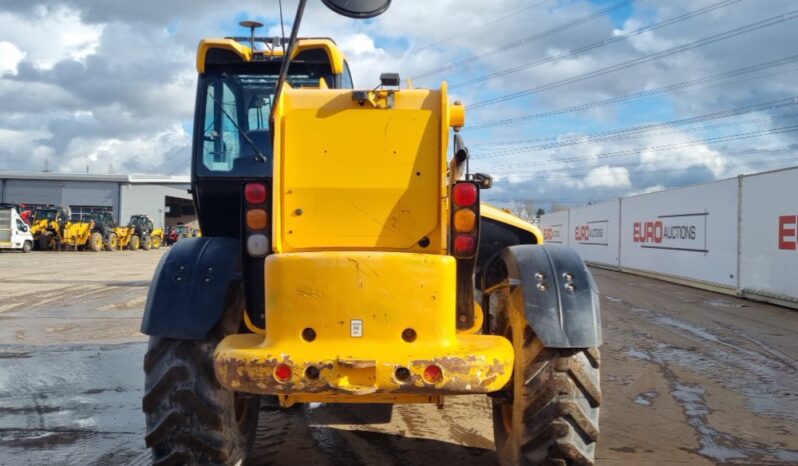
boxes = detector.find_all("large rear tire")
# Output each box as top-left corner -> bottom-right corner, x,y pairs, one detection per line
143,295 -> 258,465
129,234 -> 141,250
106,232 -> 118,251
489,285 -> 601,466
88,232 -> 103,252
142,235 -> 152,251
152,235 -> 162,249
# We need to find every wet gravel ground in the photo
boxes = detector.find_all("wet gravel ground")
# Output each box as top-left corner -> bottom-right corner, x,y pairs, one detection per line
0,251 -> 797,465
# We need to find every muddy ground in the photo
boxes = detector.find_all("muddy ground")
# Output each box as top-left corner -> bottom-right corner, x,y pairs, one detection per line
0,250 -> 797,465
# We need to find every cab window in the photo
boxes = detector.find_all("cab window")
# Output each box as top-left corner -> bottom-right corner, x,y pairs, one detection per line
342,60 -> 354,89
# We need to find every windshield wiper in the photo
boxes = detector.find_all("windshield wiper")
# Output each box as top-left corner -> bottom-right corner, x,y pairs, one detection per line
207,93 -> 268,163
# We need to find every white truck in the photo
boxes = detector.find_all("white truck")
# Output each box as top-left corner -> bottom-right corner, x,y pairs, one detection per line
0,207 -> 33,253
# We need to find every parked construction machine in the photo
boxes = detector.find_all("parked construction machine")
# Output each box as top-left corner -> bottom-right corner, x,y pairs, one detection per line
60,218 -> 102,251
128,214 -> 164,250
30,206 -> 68,250
141,2 -> 601,465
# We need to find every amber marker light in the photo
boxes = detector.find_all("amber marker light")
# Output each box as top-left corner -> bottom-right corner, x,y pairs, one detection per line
246,209 -> 268,230
454,209 -> 476,232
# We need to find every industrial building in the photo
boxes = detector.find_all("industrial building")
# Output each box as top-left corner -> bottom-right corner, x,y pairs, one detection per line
0,172 -> 195,229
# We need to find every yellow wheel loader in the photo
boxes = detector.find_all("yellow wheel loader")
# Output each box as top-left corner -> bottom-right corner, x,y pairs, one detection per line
141,2 -> 601,465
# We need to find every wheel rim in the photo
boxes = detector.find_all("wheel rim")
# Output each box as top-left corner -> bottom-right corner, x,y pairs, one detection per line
492,284 -> 537,459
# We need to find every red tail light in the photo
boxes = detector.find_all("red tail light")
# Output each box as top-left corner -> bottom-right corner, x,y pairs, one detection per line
453,183 -> 477,207
423,364 -> 442,383
245,182 -> 268,205
453,234 -> 476,256
274,363 -> 292,382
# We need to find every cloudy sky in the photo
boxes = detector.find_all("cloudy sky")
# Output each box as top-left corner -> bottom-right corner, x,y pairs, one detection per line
1,0 -> 797,207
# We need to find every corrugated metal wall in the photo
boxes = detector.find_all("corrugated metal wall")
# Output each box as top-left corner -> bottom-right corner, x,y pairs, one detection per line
0,178 -> 192,228
2,180 -> 118,214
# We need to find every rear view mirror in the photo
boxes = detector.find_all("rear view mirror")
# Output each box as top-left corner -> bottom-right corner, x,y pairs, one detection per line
321,0 -> 391,18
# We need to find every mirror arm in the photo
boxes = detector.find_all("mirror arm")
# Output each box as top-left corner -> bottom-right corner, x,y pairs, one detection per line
269,0 -> 307,137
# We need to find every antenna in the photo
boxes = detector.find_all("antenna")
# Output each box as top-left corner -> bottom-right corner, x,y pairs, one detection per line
238,20 -> 264,50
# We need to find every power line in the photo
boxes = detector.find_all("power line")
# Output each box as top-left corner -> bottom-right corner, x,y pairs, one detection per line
467,57 -> 798,130
412,0 -> 553,54
470,9 -> 798,109
412,0 -> 643,80
487,145 -> 798,177
471,112 -> 798,148
475,125 -> 798,170
472,97 -> 798,157
451,0 -> 743,89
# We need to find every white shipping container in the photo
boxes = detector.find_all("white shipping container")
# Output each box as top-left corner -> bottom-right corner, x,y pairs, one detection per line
569,200 -> 620,267
539,210 -> 569,245
619,178 -> 739,288
739,167 -> 798,303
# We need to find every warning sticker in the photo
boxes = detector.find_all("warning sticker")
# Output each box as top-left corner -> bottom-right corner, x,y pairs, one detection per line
350,319 -> 363,338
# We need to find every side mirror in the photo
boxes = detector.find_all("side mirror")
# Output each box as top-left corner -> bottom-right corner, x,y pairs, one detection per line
321,0 -> 391,18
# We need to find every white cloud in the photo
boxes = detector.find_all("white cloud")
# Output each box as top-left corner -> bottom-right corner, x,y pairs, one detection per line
583,165 -> 631,188
0,6 -> 103,69
0,41 -> 24,75
0,0 -> 796,207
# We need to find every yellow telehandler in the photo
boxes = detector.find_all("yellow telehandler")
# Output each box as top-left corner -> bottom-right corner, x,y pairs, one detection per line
60,218 -> 103,251
141,3 -> 601,465
30,207 -> 68,251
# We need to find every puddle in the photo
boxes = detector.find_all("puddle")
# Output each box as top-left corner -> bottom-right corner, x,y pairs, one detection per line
653,316 -> 721,344
633,390 -> 658,406
626,348 -> 652,361
0,342 -> 148,465
670,381 -> 798,464
704,299 -> 734,307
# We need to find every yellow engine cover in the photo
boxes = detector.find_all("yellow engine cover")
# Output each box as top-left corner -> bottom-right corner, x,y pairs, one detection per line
273,87 -> 452,254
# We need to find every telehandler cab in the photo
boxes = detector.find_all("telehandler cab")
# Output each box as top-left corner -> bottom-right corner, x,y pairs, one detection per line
141,2 -> 601,465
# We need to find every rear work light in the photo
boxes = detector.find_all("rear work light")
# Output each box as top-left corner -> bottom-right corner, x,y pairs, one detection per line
245,182 -> 268,205
247,234 -> 270,257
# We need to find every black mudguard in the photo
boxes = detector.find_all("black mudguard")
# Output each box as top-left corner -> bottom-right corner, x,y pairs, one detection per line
140,237 -> 243,339
486,244 -> 602,348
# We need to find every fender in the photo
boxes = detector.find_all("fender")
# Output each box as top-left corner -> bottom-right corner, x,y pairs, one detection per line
477,203 -> 542,278
485,244 -> 602,348
140,237 -> 243,339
